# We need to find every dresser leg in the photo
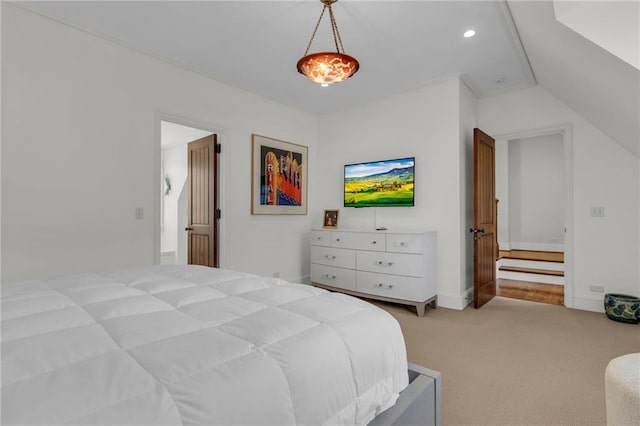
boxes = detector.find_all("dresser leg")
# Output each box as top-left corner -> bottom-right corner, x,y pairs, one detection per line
416,303 -> 426,317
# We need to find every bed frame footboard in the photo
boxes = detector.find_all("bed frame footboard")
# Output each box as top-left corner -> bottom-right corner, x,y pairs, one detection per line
370,363 -> 442,426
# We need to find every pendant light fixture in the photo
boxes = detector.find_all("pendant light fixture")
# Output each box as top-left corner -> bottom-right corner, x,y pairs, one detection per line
297,0 -> 359,87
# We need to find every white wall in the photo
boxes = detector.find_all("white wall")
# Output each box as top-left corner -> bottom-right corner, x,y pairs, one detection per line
5,5 -> 637,313
495,140 -> 510,249
479,85 -> 640,311
2,4 -> 317,283
0,0 -> 3,282
315,77 -> 472,309
459,80 -> 478,298
507,134 -> 564,250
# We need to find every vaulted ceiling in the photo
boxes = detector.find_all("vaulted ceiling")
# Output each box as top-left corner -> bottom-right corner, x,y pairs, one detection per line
507,1 -> 639,156
13,1 -> 639,155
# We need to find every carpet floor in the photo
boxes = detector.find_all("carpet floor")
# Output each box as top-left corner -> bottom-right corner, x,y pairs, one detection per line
376,296 -> 640,426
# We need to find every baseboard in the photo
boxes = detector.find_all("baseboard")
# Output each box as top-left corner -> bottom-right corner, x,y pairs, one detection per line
292,274 -> 311,285
498,242 -> 511,251
572,296 -> 605,313
437,292 -> 469,310
463,287 -> 473,308
509,242 -> 564,252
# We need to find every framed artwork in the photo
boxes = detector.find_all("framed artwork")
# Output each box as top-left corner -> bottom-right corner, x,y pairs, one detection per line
323,209 -> 339,228
251,134 -> 308,215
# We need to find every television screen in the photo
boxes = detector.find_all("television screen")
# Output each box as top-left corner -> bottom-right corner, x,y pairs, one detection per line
344,157 -> 415,207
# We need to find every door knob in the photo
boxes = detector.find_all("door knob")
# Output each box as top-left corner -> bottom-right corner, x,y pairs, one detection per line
469,228 -> 485,241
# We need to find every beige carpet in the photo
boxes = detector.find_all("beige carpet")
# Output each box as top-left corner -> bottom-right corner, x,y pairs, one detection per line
376,296 -> 640,426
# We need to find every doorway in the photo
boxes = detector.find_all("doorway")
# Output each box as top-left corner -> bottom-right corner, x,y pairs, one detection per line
159,120 -> 216,266
493,126 -> 573,307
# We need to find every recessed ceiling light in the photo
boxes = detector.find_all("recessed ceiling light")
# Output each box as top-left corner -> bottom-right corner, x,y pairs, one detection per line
463,29 -> 476,38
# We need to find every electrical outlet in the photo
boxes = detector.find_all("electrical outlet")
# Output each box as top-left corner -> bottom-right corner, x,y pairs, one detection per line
590,285 -> 604,293
135,207 -> 144,220
273,272 -> 280,278
590,206 -> 605,217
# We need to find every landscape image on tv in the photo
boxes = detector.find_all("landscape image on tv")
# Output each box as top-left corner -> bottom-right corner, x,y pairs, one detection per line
344,157 -> 415,207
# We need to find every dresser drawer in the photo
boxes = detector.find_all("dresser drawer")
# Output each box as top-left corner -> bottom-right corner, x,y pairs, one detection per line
357,271 -> 428,302
357,251 -> 423,277
386,233 -> 423,254
311,264 -> 356,291
310,246 -> 356,269
331,231 -> 385,251
311,230 -> 331,247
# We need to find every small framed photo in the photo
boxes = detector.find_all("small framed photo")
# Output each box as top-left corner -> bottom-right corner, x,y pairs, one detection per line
323,209 -> 339,228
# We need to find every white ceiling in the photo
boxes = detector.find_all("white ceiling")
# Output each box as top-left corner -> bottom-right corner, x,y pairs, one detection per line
507,1 -> 639,155
14,1 -> 639,154
553,1 -> 639,70
16,1 -> 535,114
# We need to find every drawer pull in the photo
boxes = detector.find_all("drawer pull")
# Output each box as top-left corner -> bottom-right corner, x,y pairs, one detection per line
323,274 -> 336,280
376,261 -> 394,267
372,241 -> 377,245
335,238 -> 341,242
316,236 -> 322,240
325,255 -> 336,260
376,283 -> 394,289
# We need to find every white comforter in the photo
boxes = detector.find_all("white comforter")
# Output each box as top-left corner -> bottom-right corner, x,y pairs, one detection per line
1,265 -> 408,425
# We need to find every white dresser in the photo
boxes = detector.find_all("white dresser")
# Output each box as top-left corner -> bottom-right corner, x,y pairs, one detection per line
310,229 -> 437,316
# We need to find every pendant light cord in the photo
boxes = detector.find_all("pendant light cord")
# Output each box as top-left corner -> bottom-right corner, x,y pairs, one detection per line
303,3 -> 346,56
303,5 -> 327,56
328,5 -> 345,54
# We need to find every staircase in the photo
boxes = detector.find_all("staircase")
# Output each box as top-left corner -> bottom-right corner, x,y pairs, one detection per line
496,250 -> 564,285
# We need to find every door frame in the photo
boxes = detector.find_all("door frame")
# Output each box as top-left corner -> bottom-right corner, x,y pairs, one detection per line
492,124 -> 574,308
154,112 -> 228,267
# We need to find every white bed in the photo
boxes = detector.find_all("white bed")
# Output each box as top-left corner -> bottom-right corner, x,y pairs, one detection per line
1,265 -> 409,425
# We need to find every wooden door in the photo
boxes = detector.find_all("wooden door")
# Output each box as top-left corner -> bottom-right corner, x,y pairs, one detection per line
472,128 -> 496,308
186,135 -> 219,267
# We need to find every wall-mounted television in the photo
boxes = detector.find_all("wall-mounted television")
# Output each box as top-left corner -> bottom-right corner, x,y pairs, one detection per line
344,157 -> 415,207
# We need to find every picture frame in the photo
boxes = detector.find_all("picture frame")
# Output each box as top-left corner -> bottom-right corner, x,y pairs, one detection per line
323,209 -> 339,228
251,134 -> 308,215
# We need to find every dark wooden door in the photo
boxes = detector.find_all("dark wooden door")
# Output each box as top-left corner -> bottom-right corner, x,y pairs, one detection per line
472,128 -> 496,308
186,135 -> 219,267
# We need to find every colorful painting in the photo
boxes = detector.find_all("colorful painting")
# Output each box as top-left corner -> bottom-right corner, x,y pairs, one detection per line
252,134 -> 307,215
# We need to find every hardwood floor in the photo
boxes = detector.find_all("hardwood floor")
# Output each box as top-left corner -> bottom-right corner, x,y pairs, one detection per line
497,278 -> 564,306
496,249 -> 565,305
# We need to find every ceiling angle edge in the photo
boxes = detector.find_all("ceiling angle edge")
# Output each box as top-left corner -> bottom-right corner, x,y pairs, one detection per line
497,1 -> 537,87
